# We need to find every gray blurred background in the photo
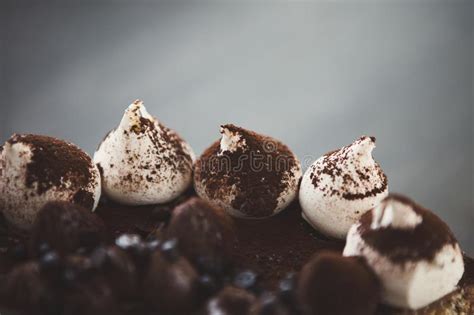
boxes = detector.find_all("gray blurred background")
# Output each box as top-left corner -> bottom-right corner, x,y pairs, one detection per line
1,1 -> 473,254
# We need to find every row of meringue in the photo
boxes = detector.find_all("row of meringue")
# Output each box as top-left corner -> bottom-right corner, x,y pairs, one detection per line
0,100 -> 430,240
100,101 -> 389,237
0,100 -> 464,310
0,100 -> 196,230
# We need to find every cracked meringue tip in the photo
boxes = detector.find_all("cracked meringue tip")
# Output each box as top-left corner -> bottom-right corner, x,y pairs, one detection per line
194,124 -> 302,219
299,136 -> 388,239
343,194 -> 464,310
93,100 -> 195,206
0,134 -> 101,230
219,125 -> 246,154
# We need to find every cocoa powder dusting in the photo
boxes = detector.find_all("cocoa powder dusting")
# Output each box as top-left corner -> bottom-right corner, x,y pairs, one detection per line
117,106 -> 193,181
358,194 -> 458,263
231,201 -> 344,288
156,121 -> 193,175
8,134 -> 94,197
195,124 -> 298,218
310,136 -> 387,200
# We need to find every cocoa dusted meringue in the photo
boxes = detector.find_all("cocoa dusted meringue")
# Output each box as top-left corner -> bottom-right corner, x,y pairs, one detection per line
299,136 -> 388,239
194,124 -> 302,219
343,194 -> 464,310
94,100 -> 195,205
0,134 -> 101,230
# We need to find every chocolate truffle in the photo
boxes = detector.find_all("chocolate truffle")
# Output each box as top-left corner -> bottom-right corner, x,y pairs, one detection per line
167,197 -> 234,273
94,100 -> 195,205
344,194 -> 464,310
297,251 -> 379,315
203,286 -> 257,315
0,134 -> 101,230
30,201 -> 106,256
143,244 -> 199,314
194,124 -> 302,219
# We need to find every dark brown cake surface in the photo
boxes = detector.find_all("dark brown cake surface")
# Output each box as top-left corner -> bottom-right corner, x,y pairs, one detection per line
231,201 -> 344,288
0,191 -> 472,314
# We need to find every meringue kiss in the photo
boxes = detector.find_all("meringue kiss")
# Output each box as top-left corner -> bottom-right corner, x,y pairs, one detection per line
94,100 -> 195,205
0,134 -> 101,230
299,136 -> 388,239
343,194 -> 464,310
194,124 -> 302,219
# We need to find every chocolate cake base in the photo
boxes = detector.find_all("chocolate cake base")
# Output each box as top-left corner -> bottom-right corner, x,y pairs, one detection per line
0,191 -> 472,314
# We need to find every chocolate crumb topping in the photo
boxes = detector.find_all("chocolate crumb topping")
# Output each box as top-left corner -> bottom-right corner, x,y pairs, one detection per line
8,134 -> 95,196
195,124 -> 298,218
358,194 -> 458,263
